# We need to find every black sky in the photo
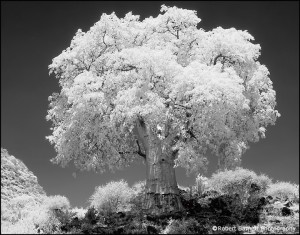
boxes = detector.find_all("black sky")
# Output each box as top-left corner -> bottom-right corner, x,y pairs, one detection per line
1,1 -> 299,208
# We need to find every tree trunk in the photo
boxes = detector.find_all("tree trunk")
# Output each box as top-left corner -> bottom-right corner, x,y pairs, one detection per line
144,145 -> 183,214
133,118 -> 184,214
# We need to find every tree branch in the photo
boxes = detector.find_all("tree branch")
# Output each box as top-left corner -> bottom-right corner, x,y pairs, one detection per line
102,30 -> 107,47
118,65 -> 139,72
136,140 -> 146,158
187,128 -> 199,142
118,150 -> 146,158
118,140 -> 146,159
213,54 -> 224,65
173,103 -> 192,110
213,53 -> 238,67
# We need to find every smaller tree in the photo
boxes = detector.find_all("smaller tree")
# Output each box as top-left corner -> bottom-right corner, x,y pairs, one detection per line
89,180 -> 134,215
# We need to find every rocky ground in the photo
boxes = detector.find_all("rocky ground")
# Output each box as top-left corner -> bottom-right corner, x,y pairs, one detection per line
55,189 -> 299,234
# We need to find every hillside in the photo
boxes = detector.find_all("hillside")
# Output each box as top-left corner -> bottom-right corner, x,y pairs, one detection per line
1,148 -> 46,205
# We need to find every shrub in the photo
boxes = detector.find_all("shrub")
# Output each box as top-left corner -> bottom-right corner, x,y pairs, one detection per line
1,218 -> 39,234
1,195 -> 44,224
89,180 -> 134,215
31,195 -> 71,234
1,194 -> 71,234
161,218 -> 202,234
71,207 -> 87,220
35,212 -> 62,234
30,195 -> 71,234
45,195 -> 71,212
208,168 -> 272,204
132,180 -> 146,196
55,209 -> 77,226
266,181 -> 299,202
84,206 -> 98,225
39,195 -> 73,232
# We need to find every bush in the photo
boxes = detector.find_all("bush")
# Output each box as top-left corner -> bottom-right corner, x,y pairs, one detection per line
132,180 -> 146,196
71,207 -> 87,220
1,219 -> 39,234
45,195 -> 71,212
89,180 -> 134,215
1,195 -> 44,224
1,195 -> 53,234
1,194 -> 72,234
32,195 -> 71,234
30,195 -> 71,234
84,206 -> 98,225
161,218 -> 202,234
208,168 -> 272,204
266,181 -> 299,202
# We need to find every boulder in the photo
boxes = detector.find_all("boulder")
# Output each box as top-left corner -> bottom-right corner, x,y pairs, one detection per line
282,207 -> 292,216
146,225 -> 157,234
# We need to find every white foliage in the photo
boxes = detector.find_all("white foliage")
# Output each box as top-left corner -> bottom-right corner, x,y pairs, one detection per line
89,180 -> 134,214
71,207 -> 87,219
47,5 -> 280,174
267,181 -> 299,202
1,194 -> 72,234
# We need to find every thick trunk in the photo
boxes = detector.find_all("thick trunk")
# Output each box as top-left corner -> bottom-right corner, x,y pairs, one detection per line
144,144 -> 183,214
133,119 -> 183,214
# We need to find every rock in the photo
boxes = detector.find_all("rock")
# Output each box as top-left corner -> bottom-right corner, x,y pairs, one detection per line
209,195 -> 233,216
259,197 -> 267,207
282,207 -> 292,216
202,190 -> 220,198
274,201 -> 281,206
146,225 -> 157,234
70,217 -> 81,229
181,197 -> 202,214
117,211 -> 126,218
115,227 -> 124,234
1,148 -> 46,206
284,201 -> 293,207
270,219 -> 281,223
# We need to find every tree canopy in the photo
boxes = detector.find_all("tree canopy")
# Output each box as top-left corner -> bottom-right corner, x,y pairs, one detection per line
47,5 -> 280,174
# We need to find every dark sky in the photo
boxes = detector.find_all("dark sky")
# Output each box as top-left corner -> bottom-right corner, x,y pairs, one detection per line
1,1 -> 299,208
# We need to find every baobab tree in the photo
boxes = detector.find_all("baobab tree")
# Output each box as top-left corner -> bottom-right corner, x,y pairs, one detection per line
46,5 -> 280,213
